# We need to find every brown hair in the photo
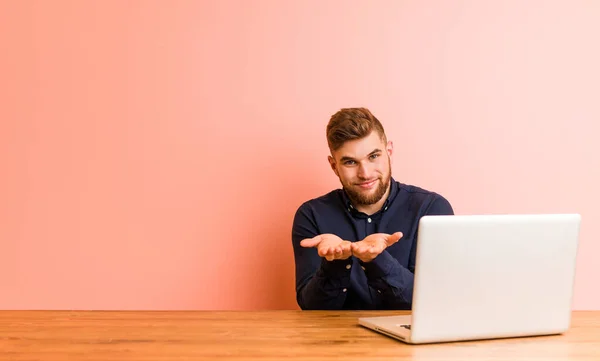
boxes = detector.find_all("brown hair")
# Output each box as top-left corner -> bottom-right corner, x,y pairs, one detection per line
326,107 -> 387,151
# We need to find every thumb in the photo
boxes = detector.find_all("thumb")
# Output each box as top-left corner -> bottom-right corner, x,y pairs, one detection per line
300,235 -> 322,248
386,232 -> 403,246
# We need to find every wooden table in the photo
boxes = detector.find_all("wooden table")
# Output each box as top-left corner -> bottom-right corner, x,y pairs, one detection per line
1,310 -> 599,360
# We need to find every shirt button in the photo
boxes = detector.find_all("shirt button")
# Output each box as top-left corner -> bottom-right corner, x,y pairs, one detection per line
361,266 -> 366,271
346,264 -> 351,270
377,289 -> 382,294
384,207 -> 388,211
367,218 -> 372,223
343,288 -> 347,293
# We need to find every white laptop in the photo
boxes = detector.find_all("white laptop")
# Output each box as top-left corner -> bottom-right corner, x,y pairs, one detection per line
358,213 -> 581,344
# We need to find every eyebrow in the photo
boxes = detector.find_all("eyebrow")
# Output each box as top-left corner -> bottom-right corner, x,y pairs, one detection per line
340,148 -> 382,163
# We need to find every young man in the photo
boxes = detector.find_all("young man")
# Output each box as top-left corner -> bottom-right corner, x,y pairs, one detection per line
291,107 -> 454,310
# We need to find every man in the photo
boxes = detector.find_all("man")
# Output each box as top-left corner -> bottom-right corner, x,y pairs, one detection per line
291,107 -> 454,310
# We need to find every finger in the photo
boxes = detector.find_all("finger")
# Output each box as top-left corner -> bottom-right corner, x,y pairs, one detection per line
300,235 -> 322,248
325,246 -> 335,256
386,232 -> 403,246
318,245 -> 331,257
345,244 -> 355,258
327,246 -> 338,261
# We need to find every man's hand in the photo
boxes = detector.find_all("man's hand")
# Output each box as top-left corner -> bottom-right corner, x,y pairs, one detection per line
351,232 -> 403,263
300,234 -> 352,261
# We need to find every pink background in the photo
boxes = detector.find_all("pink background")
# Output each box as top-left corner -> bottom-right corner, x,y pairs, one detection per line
1,1 -> 599,310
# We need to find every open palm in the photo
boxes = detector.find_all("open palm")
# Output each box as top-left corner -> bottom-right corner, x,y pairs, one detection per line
351,232 -> 403,263
300,233 -> 352,261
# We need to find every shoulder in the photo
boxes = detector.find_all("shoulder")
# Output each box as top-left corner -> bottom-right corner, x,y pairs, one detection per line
292,188 -> 346,237
293,188 -> 344,221
295,188 -> 343,213
395,181 -> 454,215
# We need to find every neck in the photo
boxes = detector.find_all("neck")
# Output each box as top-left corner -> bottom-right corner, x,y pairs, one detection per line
354,182 -> 391,216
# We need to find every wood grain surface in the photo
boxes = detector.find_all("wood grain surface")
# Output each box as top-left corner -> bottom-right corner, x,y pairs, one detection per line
1,310 -> 599,360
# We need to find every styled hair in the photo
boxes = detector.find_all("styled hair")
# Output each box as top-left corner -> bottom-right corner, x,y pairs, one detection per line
326,107 -> 387,151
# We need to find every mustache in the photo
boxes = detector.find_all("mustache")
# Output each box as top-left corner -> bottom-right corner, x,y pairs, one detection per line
354,178 -> 380,185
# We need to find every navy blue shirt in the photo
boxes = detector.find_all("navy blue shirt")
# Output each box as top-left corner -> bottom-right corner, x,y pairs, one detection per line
291,178 -> 454,310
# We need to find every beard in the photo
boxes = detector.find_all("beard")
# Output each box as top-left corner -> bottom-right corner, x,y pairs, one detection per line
343,171 -> 391,206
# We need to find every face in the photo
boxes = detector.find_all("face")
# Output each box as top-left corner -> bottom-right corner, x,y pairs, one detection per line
328,131 -> 393,206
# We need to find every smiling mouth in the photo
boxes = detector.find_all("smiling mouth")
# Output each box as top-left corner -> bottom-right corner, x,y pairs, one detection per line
357,179 -> 377,188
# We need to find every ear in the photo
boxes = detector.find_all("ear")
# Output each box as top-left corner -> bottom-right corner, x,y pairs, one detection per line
387,141 -> 394,164
327,155 -> 339,177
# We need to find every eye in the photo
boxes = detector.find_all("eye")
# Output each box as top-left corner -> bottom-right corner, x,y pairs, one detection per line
370,153 -> 380,160
344,160 -> 356,166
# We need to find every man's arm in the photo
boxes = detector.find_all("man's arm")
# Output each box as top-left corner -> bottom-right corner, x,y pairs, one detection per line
361,195 -> 455,309
291,204 -> 352,310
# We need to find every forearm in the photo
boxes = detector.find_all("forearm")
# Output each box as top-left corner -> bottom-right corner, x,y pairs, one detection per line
297,259 -> 351,310
361,251 -> 414,310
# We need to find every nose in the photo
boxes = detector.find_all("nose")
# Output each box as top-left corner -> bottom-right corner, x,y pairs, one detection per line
357,161 -> 372,180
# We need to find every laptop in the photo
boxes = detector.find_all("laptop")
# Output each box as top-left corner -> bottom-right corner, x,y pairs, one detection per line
358,213 -> 581,344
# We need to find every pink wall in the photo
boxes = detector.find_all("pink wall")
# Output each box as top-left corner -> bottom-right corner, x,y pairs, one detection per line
1,1 -> 599,310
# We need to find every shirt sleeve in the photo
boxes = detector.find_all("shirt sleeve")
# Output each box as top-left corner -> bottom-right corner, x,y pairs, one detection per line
291,203 -> 352,310
361,195 -> 455,309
